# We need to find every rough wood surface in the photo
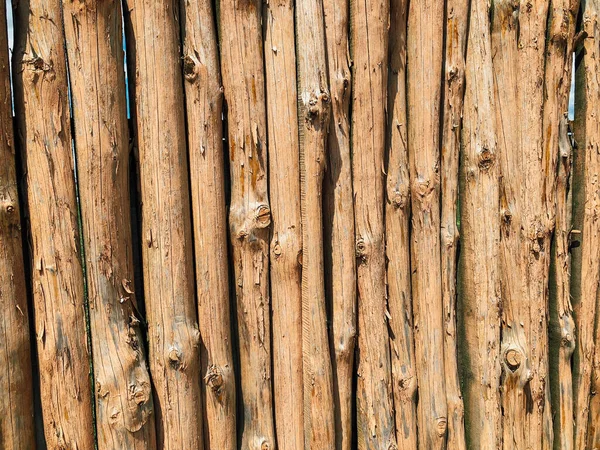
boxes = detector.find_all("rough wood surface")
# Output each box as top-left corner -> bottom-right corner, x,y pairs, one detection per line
124,1 -> 203,448
322,0 -> 356,448
459,1 -> 502,447
12,0 -> 96,448
263,1 -> 304,448
492,1 -> 554,448
296,0 -> 335,447
218,1 -> 276,448
0,0 -> 35,446
180,0 -> 236,448
407,1 -> 447,448
386,0 -> 417,447
351,0 -> 395,447
63,0 -> 157,448
440,1 -> 468,448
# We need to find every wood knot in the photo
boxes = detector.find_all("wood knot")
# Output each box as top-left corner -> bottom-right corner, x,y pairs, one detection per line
182,55 -> 198,82
168,348 -> 182,369
355,237 -> 368,261
205,365 -> 224,395
261,441 -> 270,450
504,348 -> 522,372
436,417 -> 448,436
477,147 -> 495,171
254,204 -> 271,228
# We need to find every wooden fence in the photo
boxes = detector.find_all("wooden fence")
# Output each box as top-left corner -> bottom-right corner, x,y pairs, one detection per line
0,0 -> 598,449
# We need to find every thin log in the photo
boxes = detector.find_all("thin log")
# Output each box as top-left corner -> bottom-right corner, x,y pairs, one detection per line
0,0 -> 35,446
12,0 -> 97,448
179,0 -> 236,448
218,0 -> 277,447
295,0 -> 335,447
386,0 -> 417,447
492,1 -> 554,448
458,0 -> 502,447
440,0 -> 469,447
322,0 -> 356,447
264,0 -> 304,448
124,0 -> 203,447
352,0 -> 396,446
544,0 -> 579,448
406,1 -> 447,448
572,1 -> 600,447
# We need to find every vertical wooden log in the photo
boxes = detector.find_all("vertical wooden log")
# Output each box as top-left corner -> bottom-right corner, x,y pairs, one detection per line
62,0 -> 156,447
322,0 -> 356,448
12,0 -> 96,448
218,1 -> 276,448
544,1 -> 579,448
441,1 -> 468,448
492,1 -> 554,448
572,1 -> 600,447
263,2 -> 304,448
179,1 -> 236,449
458,0 -> 502,447
406,1 -> 447,448
124,1 -> 203,448
352,0 -> 395,447
386,0 -> 417,448
0,0 -> 35,446
296,0 -> 335,447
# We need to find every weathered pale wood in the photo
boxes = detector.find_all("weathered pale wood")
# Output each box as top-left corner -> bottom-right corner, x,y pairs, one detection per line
352,0 -> 395,447
459,1 -> 502,447
296,0 -> 335,447
572,1 -> 600,447
263,2 -> 303,448
441,1 -> 468,448
407,1 -> 447,448
386,0 -> 417,448
179,1 -> 236,449
544,1 -> 579,448
12,0 -> 97,448
0,0 -> 35,446
218,1 -> 276,448
492,1 -> 554,448
124,1 -> 203,448
63,0 -> 157,448
322,1 -> 355,448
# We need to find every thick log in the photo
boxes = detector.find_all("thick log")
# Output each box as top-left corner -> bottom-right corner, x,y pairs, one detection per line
406,1 -> 447,448
263,1 -> 304,448
218,0 -> 277,448
386,0 -> 417,447
352,0 -> 395,447
12,0 -> 96,448
124,0 -> 203,447
179,1 -> 236,449
0,0 -> 35,447
459,0 -> 502,447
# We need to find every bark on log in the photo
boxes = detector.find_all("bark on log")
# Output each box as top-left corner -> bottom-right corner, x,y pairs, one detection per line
492,1 -> 554,448
322,0 -> 356,448
63,0 -> 158,448
179,1 -> 236,448
263,2 -> 304,448
0,0 -> 35,446
544,1 -> 579,448
351,0 -> 396,447
295,0 -> 335,447
458,1 -> 502,447
124,1 -> 203,448
406,1 -> 447,448
218,1 -> 276,448
386,0 -> 417,447
441,1 -> 468,447
12,0 -> 96,448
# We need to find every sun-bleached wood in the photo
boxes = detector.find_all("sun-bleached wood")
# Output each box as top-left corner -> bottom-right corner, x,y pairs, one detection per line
0,0 -> 35,447
459,1 -> 502,447
407,1 -> 447,448
124,0 -> 203,447
13,0 -> 96,448
180,1 -> 236,448
218,1 -> 276,448
386,0 -> 417,448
